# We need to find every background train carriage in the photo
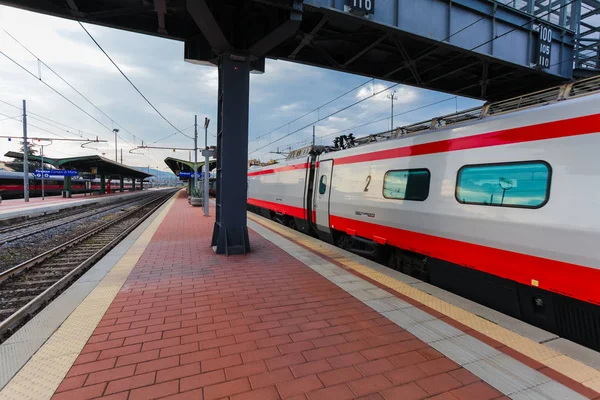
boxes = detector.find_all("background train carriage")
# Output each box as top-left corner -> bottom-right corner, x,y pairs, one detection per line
247,76 -> 600,351
0,171 -> 133,199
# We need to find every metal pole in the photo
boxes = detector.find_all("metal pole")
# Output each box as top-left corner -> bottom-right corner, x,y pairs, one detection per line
120,148 -> 123,164
41,145 -> 44,200
115,130 -> 117,162
194,115 -> 198,197
312,125 -> 315,146
22,100 -> 29,202
204,119 -> 209,217
391,95 -> 394,131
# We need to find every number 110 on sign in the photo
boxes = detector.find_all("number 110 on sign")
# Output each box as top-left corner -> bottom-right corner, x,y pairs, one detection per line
351,0 -> 374,13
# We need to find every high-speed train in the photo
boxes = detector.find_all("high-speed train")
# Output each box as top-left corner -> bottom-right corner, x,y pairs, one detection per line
247,76 -> 600,350
0,171 -> 133,199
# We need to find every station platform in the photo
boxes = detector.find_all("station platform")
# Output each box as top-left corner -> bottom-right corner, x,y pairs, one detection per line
0,190 -> 149,221
1,190 -> 599,400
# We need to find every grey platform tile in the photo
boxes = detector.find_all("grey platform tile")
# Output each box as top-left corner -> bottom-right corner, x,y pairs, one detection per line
544,338 -> 600,370
382,308 -> 434,327
406,319 -> 465,344
365,298 -> 401,313
430,334 -> 501,365
510,381 -> 588,400
350,288 -> 394,302
463,354 -> 550,396
364,297 -> 412,313
0,338 -> 46,388
4,282 -> 96,344
329,274 -> 361,284
337,280 -> 377,292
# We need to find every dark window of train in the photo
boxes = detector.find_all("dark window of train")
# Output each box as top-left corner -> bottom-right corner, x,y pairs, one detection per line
319,175 -> 327,194
383,169 -> 430,201
456,161 -> 551,208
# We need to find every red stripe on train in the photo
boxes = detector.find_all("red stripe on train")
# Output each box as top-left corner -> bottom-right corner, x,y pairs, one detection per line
247,198 -> 306,219
333,114 -> 600,165
247,162 -> 309,177
329,214 -> 599,306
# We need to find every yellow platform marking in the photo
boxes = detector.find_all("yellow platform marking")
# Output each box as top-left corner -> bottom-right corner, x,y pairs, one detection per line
248,213 -> 600,392
0,195 -> 177,400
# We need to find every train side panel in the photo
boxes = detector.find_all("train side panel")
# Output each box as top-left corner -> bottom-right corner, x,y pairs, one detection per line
247,158 -> 311,225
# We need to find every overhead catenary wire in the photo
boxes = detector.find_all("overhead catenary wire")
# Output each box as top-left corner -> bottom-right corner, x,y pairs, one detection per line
77,22 -> 192,140
272,95 -> 457,156
250,78 -> 374,143
249,82 -> 402,155
2,28 -> 138,147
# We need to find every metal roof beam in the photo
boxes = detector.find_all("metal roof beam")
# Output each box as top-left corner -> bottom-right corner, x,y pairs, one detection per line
186,0 -> 230,51
86,5 -> 152,20
581,6 -> 600,19
250,1 -> 302,57
289,15 -> 328,60
309,43 -> 342,69
389,35 -> 422,84
342,34 -> 386,67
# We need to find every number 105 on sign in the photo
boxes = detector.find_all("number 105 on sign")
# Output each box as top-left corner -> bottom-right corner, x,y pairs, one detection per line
350,0 -> 374,13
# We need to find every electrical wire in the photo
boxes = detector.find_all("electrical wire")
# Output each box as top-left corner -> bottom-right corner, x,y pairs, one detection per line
270,96 -> 456,157
250,78 -> 374,142
249,82 -> 401,155
78,22 -> 190,140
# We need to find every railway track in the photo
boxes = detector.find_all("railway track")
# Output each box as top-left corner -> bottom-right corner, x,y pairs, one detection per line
0,192 -> 151,245
0,189 -> 178,341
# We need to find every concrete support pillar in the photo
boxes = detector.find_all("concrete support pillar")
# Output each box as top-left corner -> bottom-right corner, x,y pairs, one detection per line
64,175 -> 72,198
211,55 -> 251,255
100,175 -> 106,195
132,178 -> 136,191
140,179 -> 144,190
120,177 -> 124,192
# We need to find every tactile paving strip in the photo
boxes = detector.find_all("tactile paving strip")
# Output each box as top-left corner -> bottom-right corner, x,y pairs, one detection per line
248,214 -> 600,395
0,195 -> 177,400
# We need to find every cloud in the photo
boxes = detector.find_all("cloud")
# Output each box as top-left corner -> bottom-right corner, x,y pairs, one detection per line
277,102 -> 303,112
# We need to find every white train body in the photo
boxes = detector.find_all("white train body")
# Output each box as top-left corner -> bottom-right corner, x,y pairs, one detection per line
247,79 -> 600,350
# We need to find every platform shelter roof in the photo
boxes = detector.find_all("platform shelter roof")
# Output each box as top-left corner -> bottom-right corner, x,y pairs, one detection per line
164,157 -> 217,180
4,152 -> 152,179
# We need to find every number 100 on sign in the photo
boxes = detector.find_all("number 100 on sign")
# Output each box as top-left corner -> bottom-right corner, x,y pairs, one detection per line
536,25 -> 552,69
349,0 -> 374,13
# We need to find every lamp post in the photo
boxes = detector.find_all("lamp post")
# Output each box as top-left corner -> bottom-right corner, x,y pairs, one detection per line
387,91 -> 398,132
203,117 -> 211,217
113,128 -> 119,162
194,116 -> 199,196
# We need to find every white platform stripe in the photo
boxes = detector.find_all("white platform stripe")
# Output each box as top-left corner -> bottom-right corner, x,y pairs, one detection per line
248,219 -> 587,400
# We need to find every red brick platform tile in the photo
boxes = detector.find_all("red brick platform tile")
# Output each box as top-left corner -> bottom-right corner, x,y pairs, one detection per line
50,192 -> 499,399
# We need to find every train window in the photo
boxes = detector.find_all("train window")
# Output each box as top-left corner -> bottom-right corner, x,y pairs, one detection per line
319,175 -> 327,194
456,161 -> 551,208
383,169 -> 430,201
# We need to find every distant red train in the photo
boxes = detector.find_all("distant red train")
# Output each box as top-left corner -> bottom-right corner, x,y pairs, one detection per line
0,171 -> 133,199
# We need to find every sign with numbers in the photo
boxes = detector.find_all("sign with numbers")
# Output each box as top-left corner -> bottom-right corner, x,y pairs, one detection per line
347,0 -> 374,14
535,24 -> 552,69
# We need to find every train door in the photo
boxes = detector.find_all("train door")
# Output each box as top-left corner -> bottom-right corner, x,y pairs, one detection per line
313,159 -> 333,233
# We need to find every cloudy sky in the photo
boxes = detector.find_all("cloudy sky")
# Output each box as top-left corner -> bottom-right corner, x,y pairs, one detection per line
0,5 -> 484,173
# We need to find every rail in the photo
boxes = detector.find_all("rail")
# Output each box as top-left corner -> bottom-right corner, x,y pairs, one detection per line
0,189 -> 178,340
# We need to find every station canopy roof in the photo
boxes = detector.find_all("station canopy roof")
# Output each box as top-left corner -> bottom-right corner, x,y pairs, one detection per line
4,152 -> 153,179
164,157 -> 217,180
